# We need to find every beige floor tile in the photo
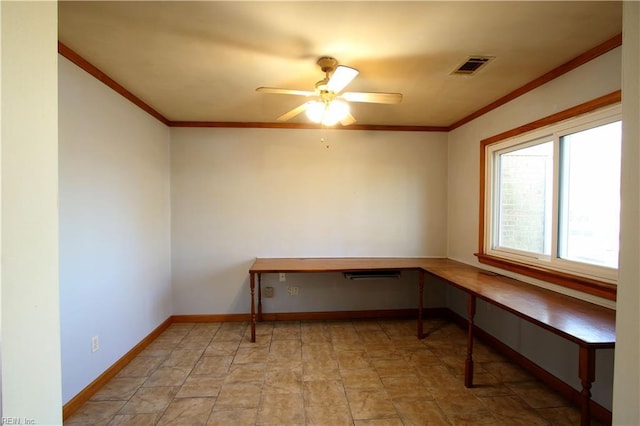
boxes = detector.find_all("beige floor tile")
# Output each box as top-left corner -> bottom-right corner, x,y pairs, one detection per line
214,382 -> 263,409
142,365 -> 192,387
473,341 -> 508,363
481,360 -> 535,383
360,330 -> 392,344
303,358 -> 341,381
65,400 -> 126,425
394,399 -> 450,425
116,356 -> 163,378
353,417 -> 404,425
176,375 -> 224,398
212,331 -> 244,343
175,336 -> 211,350
257,392 -> 305,425
305,403 -> 354,425
264,369 -> 303,394
341,368 -> 385,390
107,413 -> 159,425
268,339 -> 302,359
400,346 -> 441,366
191,355 -> 233,376
301,323 -> 331,343
431,387 -> 497,424
329,326 -> 360,341
186,326 -> 219,339
91,377 -> 147,401
481,395 -> 550,425
302,342 -> 335,361
439,354 -> 468,373
336,349 -> 372,370
303,379 -> 349,406
272,323 -> 302,340
346,388 -> 398,420
156,397 -> 215,426
161,348 -> 204,368
233,346 -> 269,364
119,386 -> 178,415
416,364 -> 462,390
192,322 -> 222,332
507,379 -> 569,409
381,375 -> 433,401
224,362 -> 267,383
267,357 -> 302,373
207,408 -> 257,425
467,371 -> 515,398
370,357 -> 416,378
203,341 -> 239,357
138,340 -> 178,358
364,343 -> 400,359
536,406 -> 595,426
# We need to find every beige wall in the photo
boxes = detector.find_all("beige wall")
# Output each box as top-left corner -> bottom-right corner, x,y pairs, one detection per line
612,2 -> 640,424
1,2 -> 62,423
170,128 -> 448,314
58,55 -> 172,404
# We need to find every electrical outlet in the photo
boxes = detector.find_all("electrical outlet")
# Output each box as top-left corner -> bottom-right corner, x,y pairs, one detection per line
264,286 -> 274,298
287,286 -> 299,296
91,336 -> 99,353
279,273 -> 286,282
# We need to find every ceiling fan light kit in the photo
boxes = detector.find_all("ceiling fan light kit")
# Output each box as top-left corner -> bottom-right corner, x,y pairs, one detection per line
305,99 -> 350,126
256,56 -> 402,127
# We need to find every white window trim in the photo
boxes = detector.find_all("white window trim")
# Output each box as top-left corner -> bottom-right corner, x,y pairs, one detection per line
483,104 -> 621,285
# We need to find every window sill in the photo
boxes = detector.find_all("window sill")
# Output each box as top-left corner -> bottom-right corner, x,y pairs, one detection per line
475,253 -> 617,301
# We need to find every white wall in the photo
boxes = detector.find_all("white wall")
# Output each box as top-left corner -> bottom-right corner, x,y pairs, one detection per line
612,2 -> 640,424
58,56 -> 172,403
170,128 -> 448,314
1,2 -> 62,423
446,47 -> 622,410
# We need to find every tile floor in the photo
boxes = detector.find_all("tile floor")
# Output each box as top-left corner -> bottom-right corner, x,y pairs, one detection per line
65,319 -> 597,425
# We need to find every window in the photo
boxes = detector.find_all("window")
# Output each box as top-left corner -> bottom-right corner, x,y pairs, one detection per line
478,97 -> 621,300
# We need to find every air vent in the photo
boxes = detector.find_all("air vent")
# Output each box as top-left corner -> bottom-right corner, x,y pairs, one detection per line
452,56 -> 495,75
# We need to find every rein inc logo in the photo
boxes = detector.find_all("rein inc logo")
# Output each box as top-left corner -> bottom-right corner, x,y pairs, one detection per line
2,418 -> 35,425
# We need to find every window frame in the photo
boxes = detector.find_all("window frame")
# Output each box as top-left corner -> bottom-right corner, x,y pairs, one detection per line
477,91 -> 621,301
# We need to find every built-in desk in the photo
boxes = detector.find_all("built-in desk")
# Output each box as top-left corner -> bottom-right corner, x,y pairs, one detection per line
248,257 -> 431,341
248,257 -> 615,426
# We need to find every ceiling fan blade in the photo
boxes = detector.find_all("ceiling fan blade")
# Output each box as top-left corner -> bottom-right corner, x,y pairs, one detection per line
256,87 -> 315,97
327,65 -> 359,93
277,103 -> 308,121
342,92 -> 403,104
340,113 -> 356,126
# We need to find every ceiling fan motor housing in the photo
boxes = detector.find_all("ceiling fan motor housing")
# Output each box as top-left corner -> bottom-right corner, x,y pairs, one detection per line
317,56 -> 338,74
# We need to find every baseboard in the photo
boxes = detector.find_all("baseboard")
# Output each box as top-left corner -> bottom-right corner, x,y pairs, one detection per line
444,309 -> 612,426
62,316 -> 173,420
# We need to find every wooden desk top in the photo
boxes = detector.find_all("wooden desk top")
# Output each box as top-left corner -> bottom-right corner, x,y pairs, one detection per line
250,257 -> 434,273
249,257 -> 616,347
417,259 -> 616,347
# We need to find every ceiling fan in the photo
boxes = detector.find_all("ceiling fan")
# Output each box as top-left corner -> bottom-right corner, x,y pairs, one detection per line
256,57 -> 402,126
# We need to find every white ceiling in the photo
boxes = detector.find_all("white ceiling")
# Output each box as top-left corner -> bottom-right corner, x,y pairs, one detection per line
58,1 -> 622,128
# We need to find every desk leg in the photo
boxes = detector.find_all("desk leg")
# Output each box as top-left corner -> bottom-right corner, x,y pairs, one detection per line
578,346 -> 596,426
464,294 -> 477,388
258,273 -> 263,321
250,272 -> 256,343
417,270 -> 425,339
